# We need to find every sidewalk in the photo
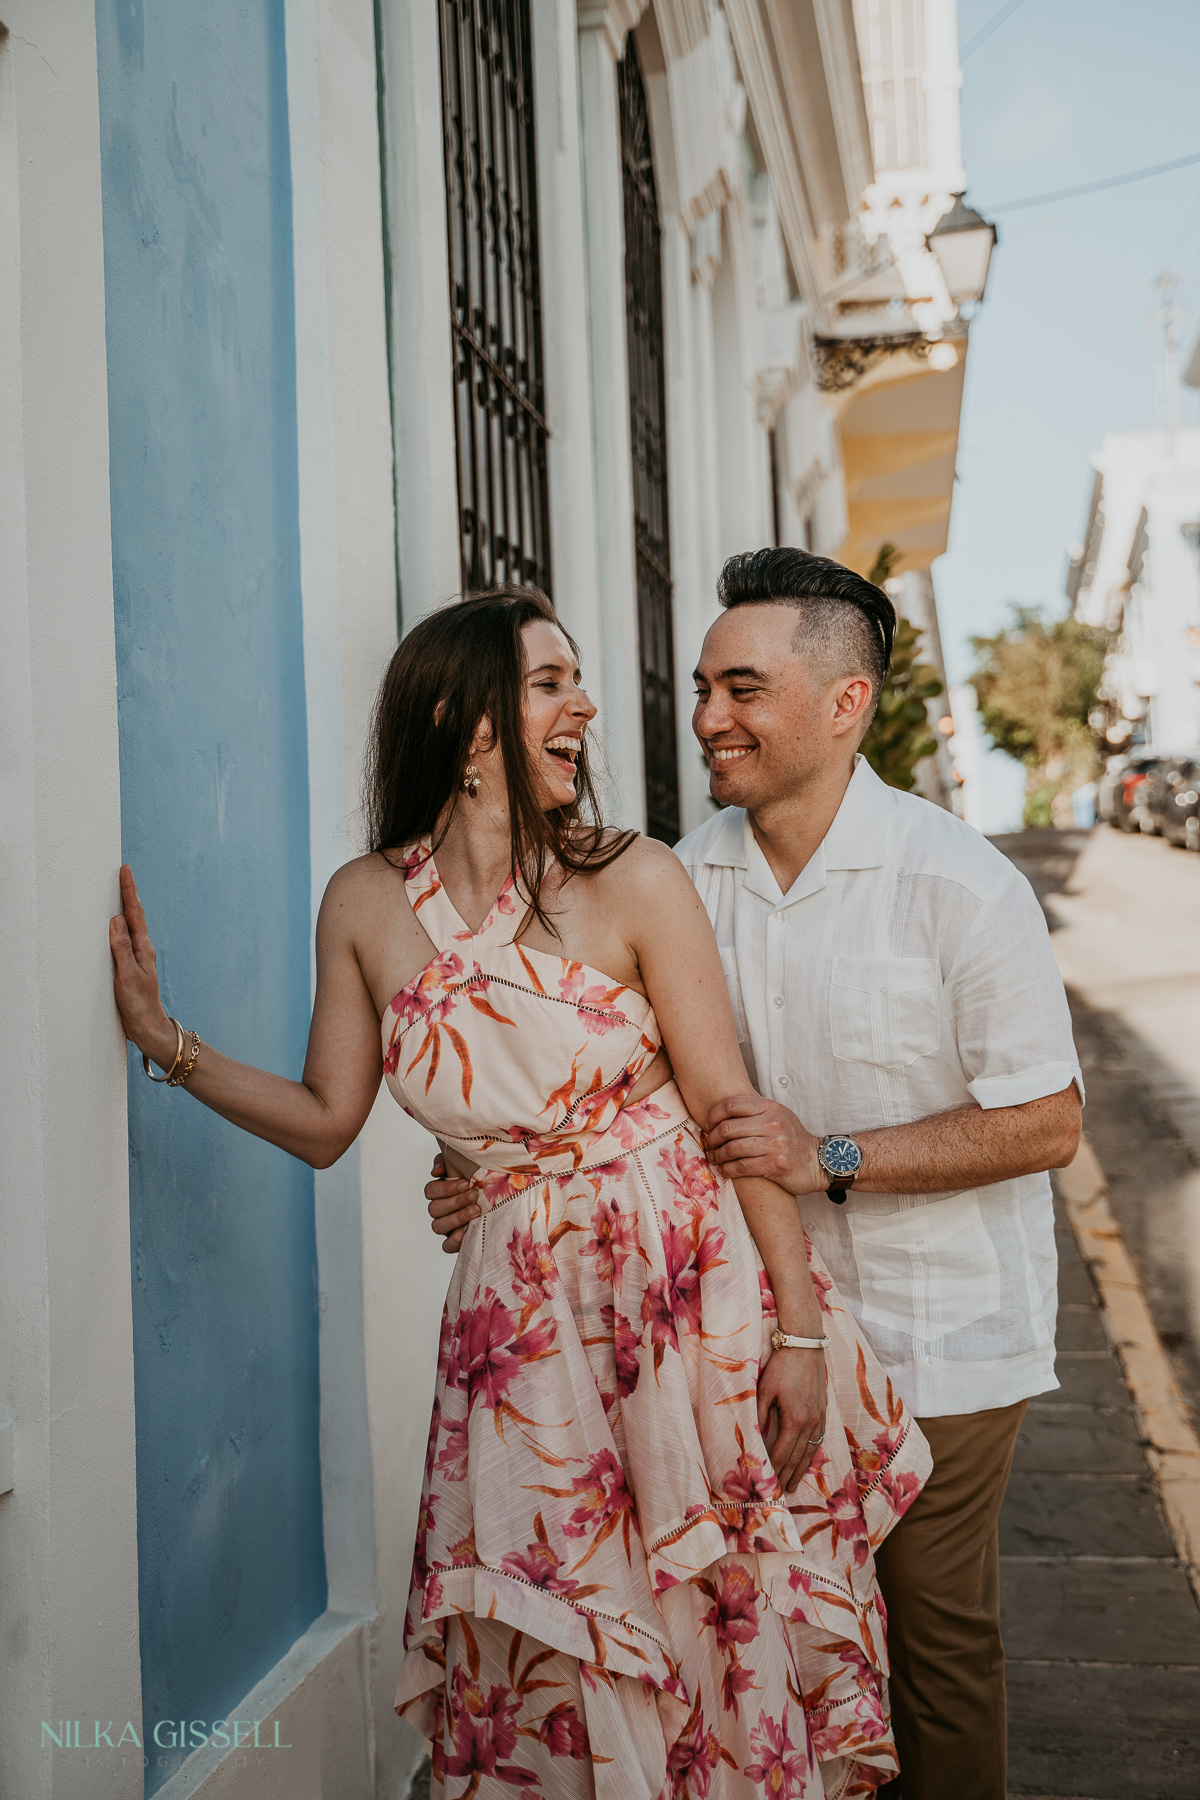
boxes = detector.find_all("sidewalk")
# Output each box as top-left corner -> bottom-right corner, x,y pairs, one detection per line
1001,1149 -> 1200,1797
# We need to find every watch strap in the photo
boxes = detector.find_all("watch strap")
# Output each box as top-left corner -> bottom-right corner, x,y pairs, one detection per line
771,1329 -> 829,1350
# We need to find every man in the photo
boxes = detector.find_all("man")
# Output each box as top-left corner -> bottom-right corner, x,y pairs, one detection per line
426,546 -> 1083,1800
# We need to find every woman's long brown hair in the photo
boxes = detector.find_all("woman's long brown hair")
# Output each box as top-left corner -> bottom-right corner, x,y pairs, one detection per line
363,587 -> 636,928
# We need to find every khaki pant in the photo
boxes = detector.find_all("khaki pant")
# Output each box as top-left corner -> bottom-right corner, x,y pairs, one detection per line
874,1398 -> 1028,1800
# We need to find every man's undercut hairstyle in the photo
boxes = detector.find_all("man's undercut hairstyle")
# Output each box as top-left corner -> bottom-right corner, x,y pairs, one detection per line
716,547 -> 896,728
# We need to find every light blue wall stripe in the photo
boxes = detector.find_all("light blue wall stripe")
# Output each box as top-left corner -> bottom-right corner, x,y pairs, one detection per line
94,2 -> 327,1788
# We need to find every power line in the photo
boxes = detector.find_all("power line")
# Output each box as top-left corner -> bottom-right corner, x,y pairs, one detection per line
986,150 -> 1200,215
961,0 -> 1029,61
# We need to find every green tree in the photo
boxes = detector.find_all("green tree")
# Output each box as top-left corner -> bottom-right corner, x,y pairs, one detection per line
862,615 -> 944,791
860,543 -> 945,792
968,605 -> 1111,827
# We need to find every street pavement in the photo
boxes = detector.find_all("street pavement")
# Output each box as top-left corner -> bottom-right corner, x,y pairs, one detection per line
994,827 -> 1200,1798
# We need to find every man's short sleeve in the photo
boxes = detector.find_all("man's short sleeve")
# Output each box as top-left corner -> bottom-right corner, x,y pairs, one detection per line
947,869 -> 1084,1110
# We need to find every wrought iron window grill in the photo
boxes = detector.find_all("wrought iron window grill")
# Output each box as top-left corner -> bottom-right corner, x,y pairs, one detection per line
619,41 -> 680,844
437,0 -> 552,595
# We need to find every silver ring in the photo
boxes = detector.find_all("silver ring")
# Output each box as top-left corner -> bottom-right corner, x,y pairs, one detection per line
807,1433 -> 825,1445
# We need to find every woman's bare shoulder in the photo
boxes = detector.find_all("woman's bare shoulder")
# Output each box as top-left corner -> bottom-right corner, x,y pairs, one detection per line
579,833 -> 693,905
318,851 -> 414,935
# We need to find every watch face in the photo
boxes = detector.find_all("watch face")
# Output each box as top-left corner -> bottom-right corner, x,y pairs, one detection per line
822,1135 -> 862,1178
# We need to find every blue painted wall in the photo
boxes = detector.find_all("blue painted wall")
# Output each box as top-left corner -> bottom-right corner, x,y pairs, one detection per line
94,2 -> 326,1787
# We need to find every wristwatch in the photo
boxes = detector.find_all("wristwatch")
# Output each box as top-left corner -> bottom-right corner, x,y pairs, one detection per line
770,1328 -> 828,1351
818,1133 -> 864,1206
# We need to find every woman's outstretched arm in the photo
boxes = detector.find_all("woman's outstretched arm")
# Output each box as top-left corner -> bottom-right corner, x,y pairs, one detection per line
110,864 -> 383,1168
621,840 -> 827,1493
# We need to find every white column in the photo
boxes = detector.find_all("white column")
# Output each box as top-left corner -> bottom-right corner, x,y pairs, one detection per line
576,9 -> 646,830
661,209 -> 713,836
376,0 -> 462,625
287,5 -> 449,1797
0,9 -> 142,1798
530,0 -> 607,726
922,0 -> 965,196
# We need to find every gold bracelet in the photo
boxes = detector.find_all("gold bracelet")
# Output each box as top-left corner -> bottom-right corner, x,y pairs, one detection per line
143,1018 -> 184,1084
170,1031 -> 201,1087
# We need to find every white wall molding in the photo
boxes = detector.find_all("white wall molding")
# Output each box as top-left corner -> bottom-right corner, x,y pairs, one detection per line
577,15 -> 646,829
529,0 -> 609,770
0,8 -> 142,1798
375,0 -> 461,625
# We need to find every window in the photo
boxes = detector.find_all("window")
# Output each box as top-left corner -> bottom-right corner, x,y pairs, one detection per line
619,39 -> 679,844
437,0 -> 552,593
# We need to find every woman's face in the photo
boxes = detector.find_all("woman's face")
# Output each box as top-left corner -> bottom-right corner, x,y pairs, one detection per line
520,618 -> 597,810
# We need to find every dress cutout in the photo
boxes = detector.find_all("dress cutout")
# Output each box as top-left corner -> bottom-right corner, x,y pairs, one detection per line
383,843 -> 931,1798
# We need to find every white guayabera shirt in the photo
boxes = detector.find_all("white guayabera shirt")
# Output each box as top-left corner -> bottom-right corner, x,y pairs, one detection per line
674,755 -> 1084,1418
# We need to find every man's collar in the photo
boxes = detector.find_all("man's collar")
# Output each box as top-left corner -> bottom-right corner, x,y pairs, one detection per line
695,755 -> 892,894
822,755 -> 891,871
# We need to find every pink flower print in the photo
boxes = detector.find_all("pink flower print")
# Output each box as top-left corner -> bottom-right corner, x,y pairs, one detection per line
582,1196 -> 639,1292
657,1136 -> 720,1218
500,1511 -> 604,1600
507,1222 -> 558,1325
558,962 -> 630,1034
642,1220 -> 727,1374
744,1710 -> 809,1798
640,1273 -> 678,1376
721,1656 -> 757,1719
600,1302 -> 641,1399
442,1666 -> 533,1786
447,1290 -> 558,1428
825,1472 -> 873,1569
758,1266 -> 778,1321
699,1562 -> 761,1654
530,1447 -> 639,1568
608,1094 -> 672,1149
435,1413 -> 470,1483
383,952 -> 465,1073
879,1465 -> 924,1520
533,1701 -> 589,1758
807,1262 -> 834,1316
718,1425 -> 782,1549
667,1694 -> 725,1799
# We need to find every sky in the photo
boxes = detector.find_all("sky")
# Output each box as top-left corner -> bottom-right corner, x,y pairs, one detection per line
934,0 -> 1200,827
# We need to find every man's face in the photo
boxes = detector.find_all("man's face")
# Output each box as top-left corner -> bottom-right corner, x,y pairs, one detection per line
691,604 -> 862,811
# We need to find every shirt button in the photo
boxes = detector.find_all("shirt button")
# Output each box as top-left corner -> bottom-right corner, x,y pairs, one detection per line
777,1075 -> 790,1089
773,911 -> 787,925
924,1356 -> 933,1366
880,987 -> 888,996
773,995 -> 784,1009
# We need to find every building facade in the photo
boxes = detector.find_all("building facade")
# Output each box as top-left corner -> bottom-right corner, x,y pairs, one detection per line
1,3 -> 983,1797
1067,430 -> 1200,755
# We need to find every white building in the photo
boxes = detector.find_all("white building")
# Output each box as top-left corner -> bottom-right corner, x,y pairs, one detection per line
1067,430 -> 1200,755
2,4 -> 986,1798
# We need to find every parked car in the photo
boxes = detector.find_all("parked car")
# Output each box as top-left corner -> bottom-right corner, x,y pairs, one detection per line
1148,753 -> 1200,849
1106,752 -> 1164,832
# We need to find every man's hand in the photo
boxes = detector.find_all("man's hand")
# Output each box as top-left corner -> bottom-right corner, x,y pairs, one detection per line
426,1155 -> 482,1253
706,1092 -> 823,1193
758,1346 -> 827,1492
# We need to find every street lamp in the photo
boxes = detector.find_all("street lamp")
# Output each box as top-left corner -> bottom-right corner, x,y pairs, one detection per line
929,197 -> 996,307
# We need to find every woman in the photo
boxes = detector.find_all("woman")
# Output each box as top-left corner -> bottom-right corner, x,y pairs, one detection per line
111,588 -> 929,1799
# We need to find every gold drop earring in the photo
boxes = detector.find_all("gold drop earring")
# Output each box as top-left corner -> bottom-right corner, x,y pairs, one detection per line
463,759 -> 481,799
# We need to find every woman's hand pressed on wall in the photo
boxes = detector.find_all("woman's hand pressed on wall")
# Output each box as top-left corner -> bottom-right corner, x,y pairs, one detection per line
106,861 -> 386,1168
110,865 -> 180,1071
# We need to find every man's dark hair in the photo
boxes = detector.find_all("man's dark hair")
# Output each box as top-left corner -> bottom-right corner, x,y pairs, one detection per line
716,548 -> 896,718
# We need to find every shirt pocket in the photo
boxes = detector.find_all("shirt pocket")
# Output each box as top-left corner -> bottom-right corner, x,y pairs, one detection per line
847,1190 -> 1002,1341
830,954 -> 940,1067
718,947 -> 750,1046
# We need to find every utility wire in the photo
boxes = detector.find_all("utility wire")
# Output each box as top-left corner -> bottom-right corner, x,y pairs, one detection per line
986,150 -> 1200,215
961,0 -> 1029,61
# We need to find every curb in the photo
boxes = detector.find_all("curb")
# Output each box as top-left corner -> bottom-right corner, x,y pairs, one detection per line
1058,1138 -> 1200,1607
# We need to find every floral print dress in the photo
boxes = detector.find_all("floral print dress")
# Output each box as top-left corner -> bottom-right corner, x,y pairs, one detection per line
384,844 -> 931,1800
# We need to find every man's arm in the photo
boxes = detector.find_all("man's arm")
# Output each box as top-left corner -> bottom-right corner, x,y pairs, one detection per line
704,1083 -> 1081,1194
